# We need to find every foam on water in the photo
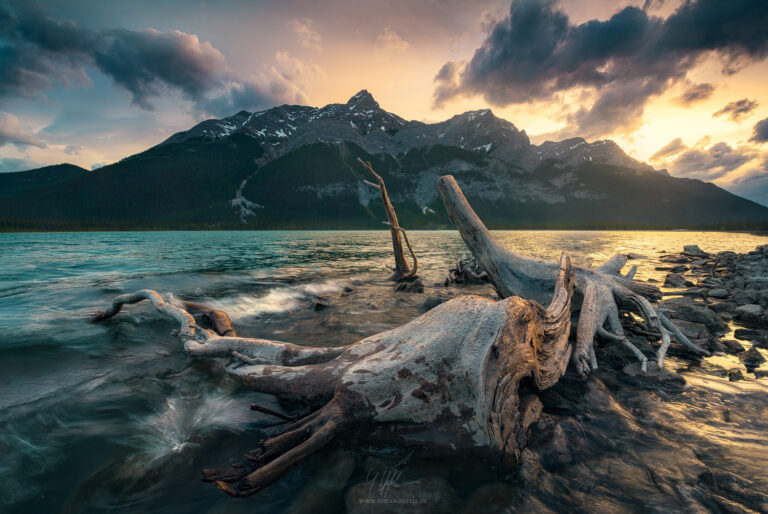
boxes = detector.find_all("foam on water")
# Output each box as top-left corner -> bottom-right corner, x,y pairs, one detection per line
124,391 -> 255,474
205,279 -> 347,319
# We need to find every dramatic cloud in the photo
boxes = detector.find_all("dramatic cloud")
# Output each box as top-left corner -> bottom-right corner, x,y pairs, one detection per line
722,157 -> 768,205
0,4 -> 307,114
434,0 -> 768,136
287,18 -> 321,51
92,28 -> 227,109
650,137 -> 685,161
374,27 -> 410,56
0,113 -> 45,148
200,52 -> 319,117
675,82 -> 715,106
751,118 -> 768,143
712,98 -> 759,122
666,141 -> 758,180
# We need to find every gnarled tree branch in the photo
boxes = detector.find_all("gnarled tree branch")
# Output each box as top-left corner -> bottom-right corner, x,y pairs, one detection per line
436,175 -> 707,377
358,157 -> 417,281
94,254 -> 574,497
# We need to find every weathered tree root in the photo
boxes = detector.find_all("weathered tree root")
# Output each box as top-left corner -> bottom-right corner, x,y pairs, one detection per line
358,157 -> 418,281
92,290 -> 345,369
436,175 -> 708,377
94,252 -> 575,496
446,255 -> 490,285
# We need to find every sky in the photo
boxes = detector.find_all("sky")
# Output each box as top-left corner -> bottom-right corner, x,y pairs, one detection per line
1,0 -> 768,203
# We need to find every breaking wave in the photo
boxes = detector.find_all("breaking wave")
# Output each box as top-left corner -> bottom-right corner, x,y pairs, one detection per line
204,279 -> 347,319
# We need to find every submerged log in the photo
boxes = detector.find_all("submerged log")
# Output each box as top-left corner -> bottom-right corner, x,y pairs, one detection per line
357,158 -> 417,281
436,175 -> 708,377
93,253 -> 575,497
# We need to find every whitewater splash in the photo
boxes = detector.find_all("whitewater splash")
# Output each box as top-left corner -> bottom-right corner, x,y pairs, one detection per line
204,279 -> 348,320
123,392 -> 255,475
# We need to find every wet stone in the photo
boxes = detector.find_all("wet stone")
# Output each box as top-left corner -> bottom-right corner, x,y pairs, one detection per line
739,347 -> 766,367
735,304 -> 764,324
684,245 -> 705,255
460,482 -> 521,514
660,298 -> 727,336
421,295 -> 447,312
664,273 -> 688,287
670,319 -> 709,340
733,328 -> 763,341
707,288 -> 730,299
721,339 -> 746,355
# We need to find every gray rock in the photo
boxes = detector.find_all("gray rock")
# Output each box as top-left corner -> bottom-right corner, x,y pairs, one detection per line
727,368 -> 744,382
421,295 -> 447,312
739,347 -> 766,367
671,319 -> 709,339
664,273 -> 687,288
660,298 -> 728,336
734,328 -> 764,341
732,291 -> 756,306
707,288 -> 729,299
735,304 -> 764,324
683,245 -> 706,254
626,253 -> 647,259
718,312 -> 734,322
721,339 -> 746,354
460,483 -> 521,514
710,301 -> 737,314
706,338 -> 726,353
289,449 -> 356,514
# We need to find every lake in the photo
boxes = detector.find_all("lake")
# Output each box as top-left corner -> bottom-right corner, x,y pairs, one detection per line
2,230 -> 768,512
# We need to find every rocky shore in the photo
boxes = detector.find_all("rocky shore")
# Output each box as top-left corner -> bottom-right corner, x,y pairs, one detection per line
657,244 -> 768,378
309,243 -> 768,513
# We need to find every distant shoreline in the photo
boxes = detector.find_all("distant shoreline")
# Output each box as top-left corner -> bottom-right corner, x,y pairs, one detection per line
2,226 -> 768,235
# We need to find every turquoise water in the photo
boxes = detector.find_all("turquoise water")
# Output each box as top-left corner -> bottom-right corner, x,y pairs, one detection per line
2,230 -> 768,512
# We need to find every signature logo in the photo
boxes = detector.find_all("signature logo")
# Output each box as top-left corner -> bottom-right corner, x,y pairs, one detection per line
364,467 -> 403,498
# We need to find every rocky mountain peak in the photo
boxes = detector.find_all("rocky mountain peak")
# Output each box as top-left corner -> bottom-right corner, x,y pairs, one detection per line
346,89 -> 379,110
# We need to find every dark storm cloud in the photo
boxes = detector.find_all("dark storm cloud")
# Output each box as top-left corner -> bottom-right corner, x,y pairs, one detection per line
676,82 -> 715,106
712,98 -> 759,122
650,137 -> 685,161
751,118 -> 768,144
667,141 -> 757,180
434,0 -> 768,136
0,4 -> 292,113
92,28 -> 227,109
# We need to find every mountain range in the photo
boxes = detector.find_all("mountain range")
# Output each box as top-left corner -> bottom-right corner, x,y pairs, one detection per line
2,90 -> 768,231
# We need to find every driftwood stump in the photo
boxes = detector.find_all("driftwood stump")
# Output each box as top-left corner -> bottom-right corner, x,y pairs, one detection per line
93,253 -> 575,496
436,175 -> 708,377
358,158 -> 417,281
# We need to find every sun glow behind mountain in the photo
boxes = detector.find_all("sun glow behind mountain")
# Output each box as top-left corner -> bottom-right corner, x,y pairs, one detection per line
0,0 -> 766,203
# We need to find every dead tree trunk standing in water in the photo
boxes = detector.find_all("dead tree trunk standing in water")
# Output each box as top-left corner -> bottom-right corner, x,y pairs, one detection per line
357,157 -> 417,281
93,252 -> 575,497
436,175 -> 708,377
